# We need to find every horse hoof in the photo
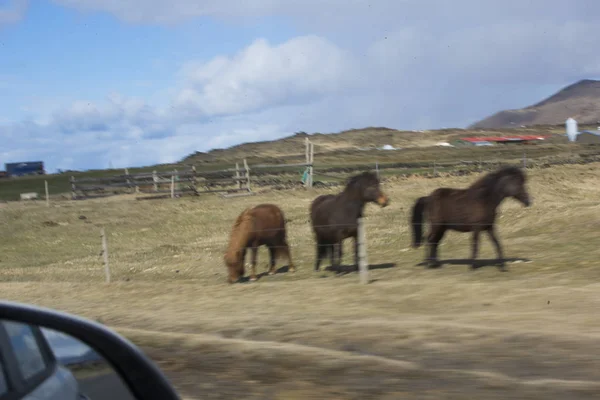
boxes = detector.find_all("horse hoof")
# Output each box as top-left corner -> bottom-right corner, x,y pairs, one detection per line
250,276 -> 257,282
268,271 -> 275,276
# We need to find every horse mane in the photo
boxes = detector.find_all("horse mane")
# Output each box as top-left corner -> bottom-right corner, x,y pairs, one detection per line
224,207 -> 254,265
468,166 -> 525,197
343,171 -> 379,194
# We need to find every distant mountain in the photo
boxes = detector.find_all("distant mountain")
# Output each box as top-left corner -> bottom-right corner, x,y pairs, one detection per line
470,79 -> 600,129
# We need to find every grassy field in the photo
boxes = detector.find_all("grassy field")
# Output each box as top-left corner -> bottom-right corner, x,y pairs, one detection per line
1,161 -> 600,399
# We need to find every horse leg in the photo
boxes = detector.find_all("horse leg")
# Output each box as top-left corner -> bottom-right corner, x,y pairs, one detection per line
470,230 -> 481,270
267,245 -> 277,275
241,248 -> 249,278
314,240 -> 327,271
281,240 -> 296,273
425,226 -> 445,268
429,227 -> 446,267
249,245 -> 258,281
486,227 -> 506,271
330,242 -> 338,272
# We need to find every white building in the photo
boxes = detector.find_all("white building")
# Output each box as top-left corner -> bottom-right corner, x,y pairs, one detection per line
566,117 -> 578,142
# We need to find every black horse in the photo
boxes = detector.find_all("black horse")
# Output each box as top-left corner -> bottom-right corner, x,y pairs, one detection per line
410,166 -> 531,271
310,171 -> 389,272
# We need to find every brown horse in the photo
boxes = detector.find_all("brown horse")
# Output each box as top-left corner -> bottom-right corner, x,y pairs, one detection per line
224,203 -> 295,283
410,166 -> 531,271
310,171 -> 389,272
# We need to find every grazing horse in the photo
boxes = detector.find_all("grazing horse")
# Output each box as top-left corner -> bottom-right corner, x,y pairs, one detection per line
224,203 -> 295,283
410,166 -> 531,271
310,171 -> 389,272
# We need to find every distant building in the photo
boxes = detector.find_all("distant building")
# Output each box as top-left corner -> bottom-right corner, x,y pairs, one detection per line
566,117 -> 578,142
454,135 -> 550,147
5,161 -> 45,177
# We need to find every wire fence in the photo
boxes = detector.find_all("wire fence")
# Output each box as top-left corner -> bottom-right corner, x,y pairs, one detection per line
5,149 -> 598,203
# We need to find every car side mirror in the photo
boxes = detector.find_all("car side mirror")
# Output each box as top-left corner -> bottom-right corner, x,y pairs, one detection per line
0,300 -> 181,400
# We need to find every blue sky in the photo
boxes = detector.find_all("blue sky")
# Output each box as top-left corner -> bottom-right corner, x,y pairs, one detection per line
1,0 -> 599,172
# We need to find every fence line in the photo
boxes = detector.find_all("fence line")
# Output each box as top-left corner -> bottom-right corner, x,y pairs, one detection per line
67,142 -> 600,201
70,140 -> 317,200
70,165 -> 253,200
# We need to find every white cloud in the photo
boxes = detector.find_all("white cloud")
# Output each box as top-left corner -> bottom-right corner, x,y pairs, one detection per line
0,0 -> 28,27
173,36 -> 359,118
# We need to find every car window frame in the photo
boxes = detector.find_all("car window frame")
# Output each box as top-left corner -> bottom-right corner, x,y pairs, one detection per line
0,321 -> 59,400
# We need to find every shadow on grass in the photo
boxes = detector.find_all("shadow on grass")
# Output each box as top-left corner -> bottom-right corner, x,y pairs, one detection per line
237,263 -> 396,283
416,257 -> 531,269
237,265 -> 296,283
324,263 -> 397,276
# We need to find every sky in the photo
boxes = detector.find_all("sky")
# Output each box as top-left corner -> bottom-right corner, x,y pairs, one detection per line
1,0 -> 599,173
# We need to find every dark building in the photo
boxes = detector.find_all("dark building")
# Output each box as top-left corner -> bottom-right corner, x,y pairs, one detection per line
455,135 -> 551,146
5,161 -> 45,177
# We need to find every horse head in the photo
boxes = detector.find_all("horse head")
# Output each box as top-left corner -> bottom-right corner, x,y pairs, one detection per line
345,171 -> 389,207
497,167 -> 531,207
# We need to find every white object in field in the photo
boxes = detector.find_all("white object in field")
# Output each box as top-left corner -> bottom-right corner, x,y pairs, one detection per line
566,117 -> 578,141
20,192 -> 38,200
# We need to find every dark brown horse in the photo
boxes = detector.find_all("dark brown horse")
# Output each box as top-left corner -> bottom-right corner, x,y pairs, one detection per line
224,203 -> 295,283
410,166 -> 531,271
310,171 -> 389,272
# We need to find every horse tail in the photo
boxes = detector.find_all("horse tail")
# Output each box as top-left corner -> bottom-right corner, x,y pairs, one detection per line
224,207 -> 254,267
411,196 -> 428,248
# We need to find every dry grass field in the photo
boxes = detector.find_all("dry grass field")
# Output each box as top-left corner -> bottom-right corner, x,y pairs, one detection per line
1,163 -> 600,399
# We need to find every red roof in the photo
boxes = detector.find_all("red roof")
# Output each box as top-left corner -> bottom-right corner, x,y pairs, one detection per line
460,135 -> 550,143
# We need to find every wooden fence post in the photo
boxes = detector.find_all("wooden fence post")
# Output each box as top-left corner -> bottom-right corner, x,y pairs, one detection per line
170,175 -> 175,199
305,138 -> 311,189
191,165 -> 197,193
357,217 -> 369,284
235,162 -> 242,189
153,170 -> 158,192
100,228 -> 110,283
124,168 -> 131,193
309,142 -> 314,188
70,176 -> 76,200
174,169 -> 179,194
305,137 -> 310,165
44,180 -> 50,207
243,159 -> 251,192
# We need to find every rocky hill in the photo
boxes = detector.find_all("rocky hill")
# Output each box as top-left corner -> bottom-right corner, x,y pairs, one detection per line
470,79 -> 600,129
